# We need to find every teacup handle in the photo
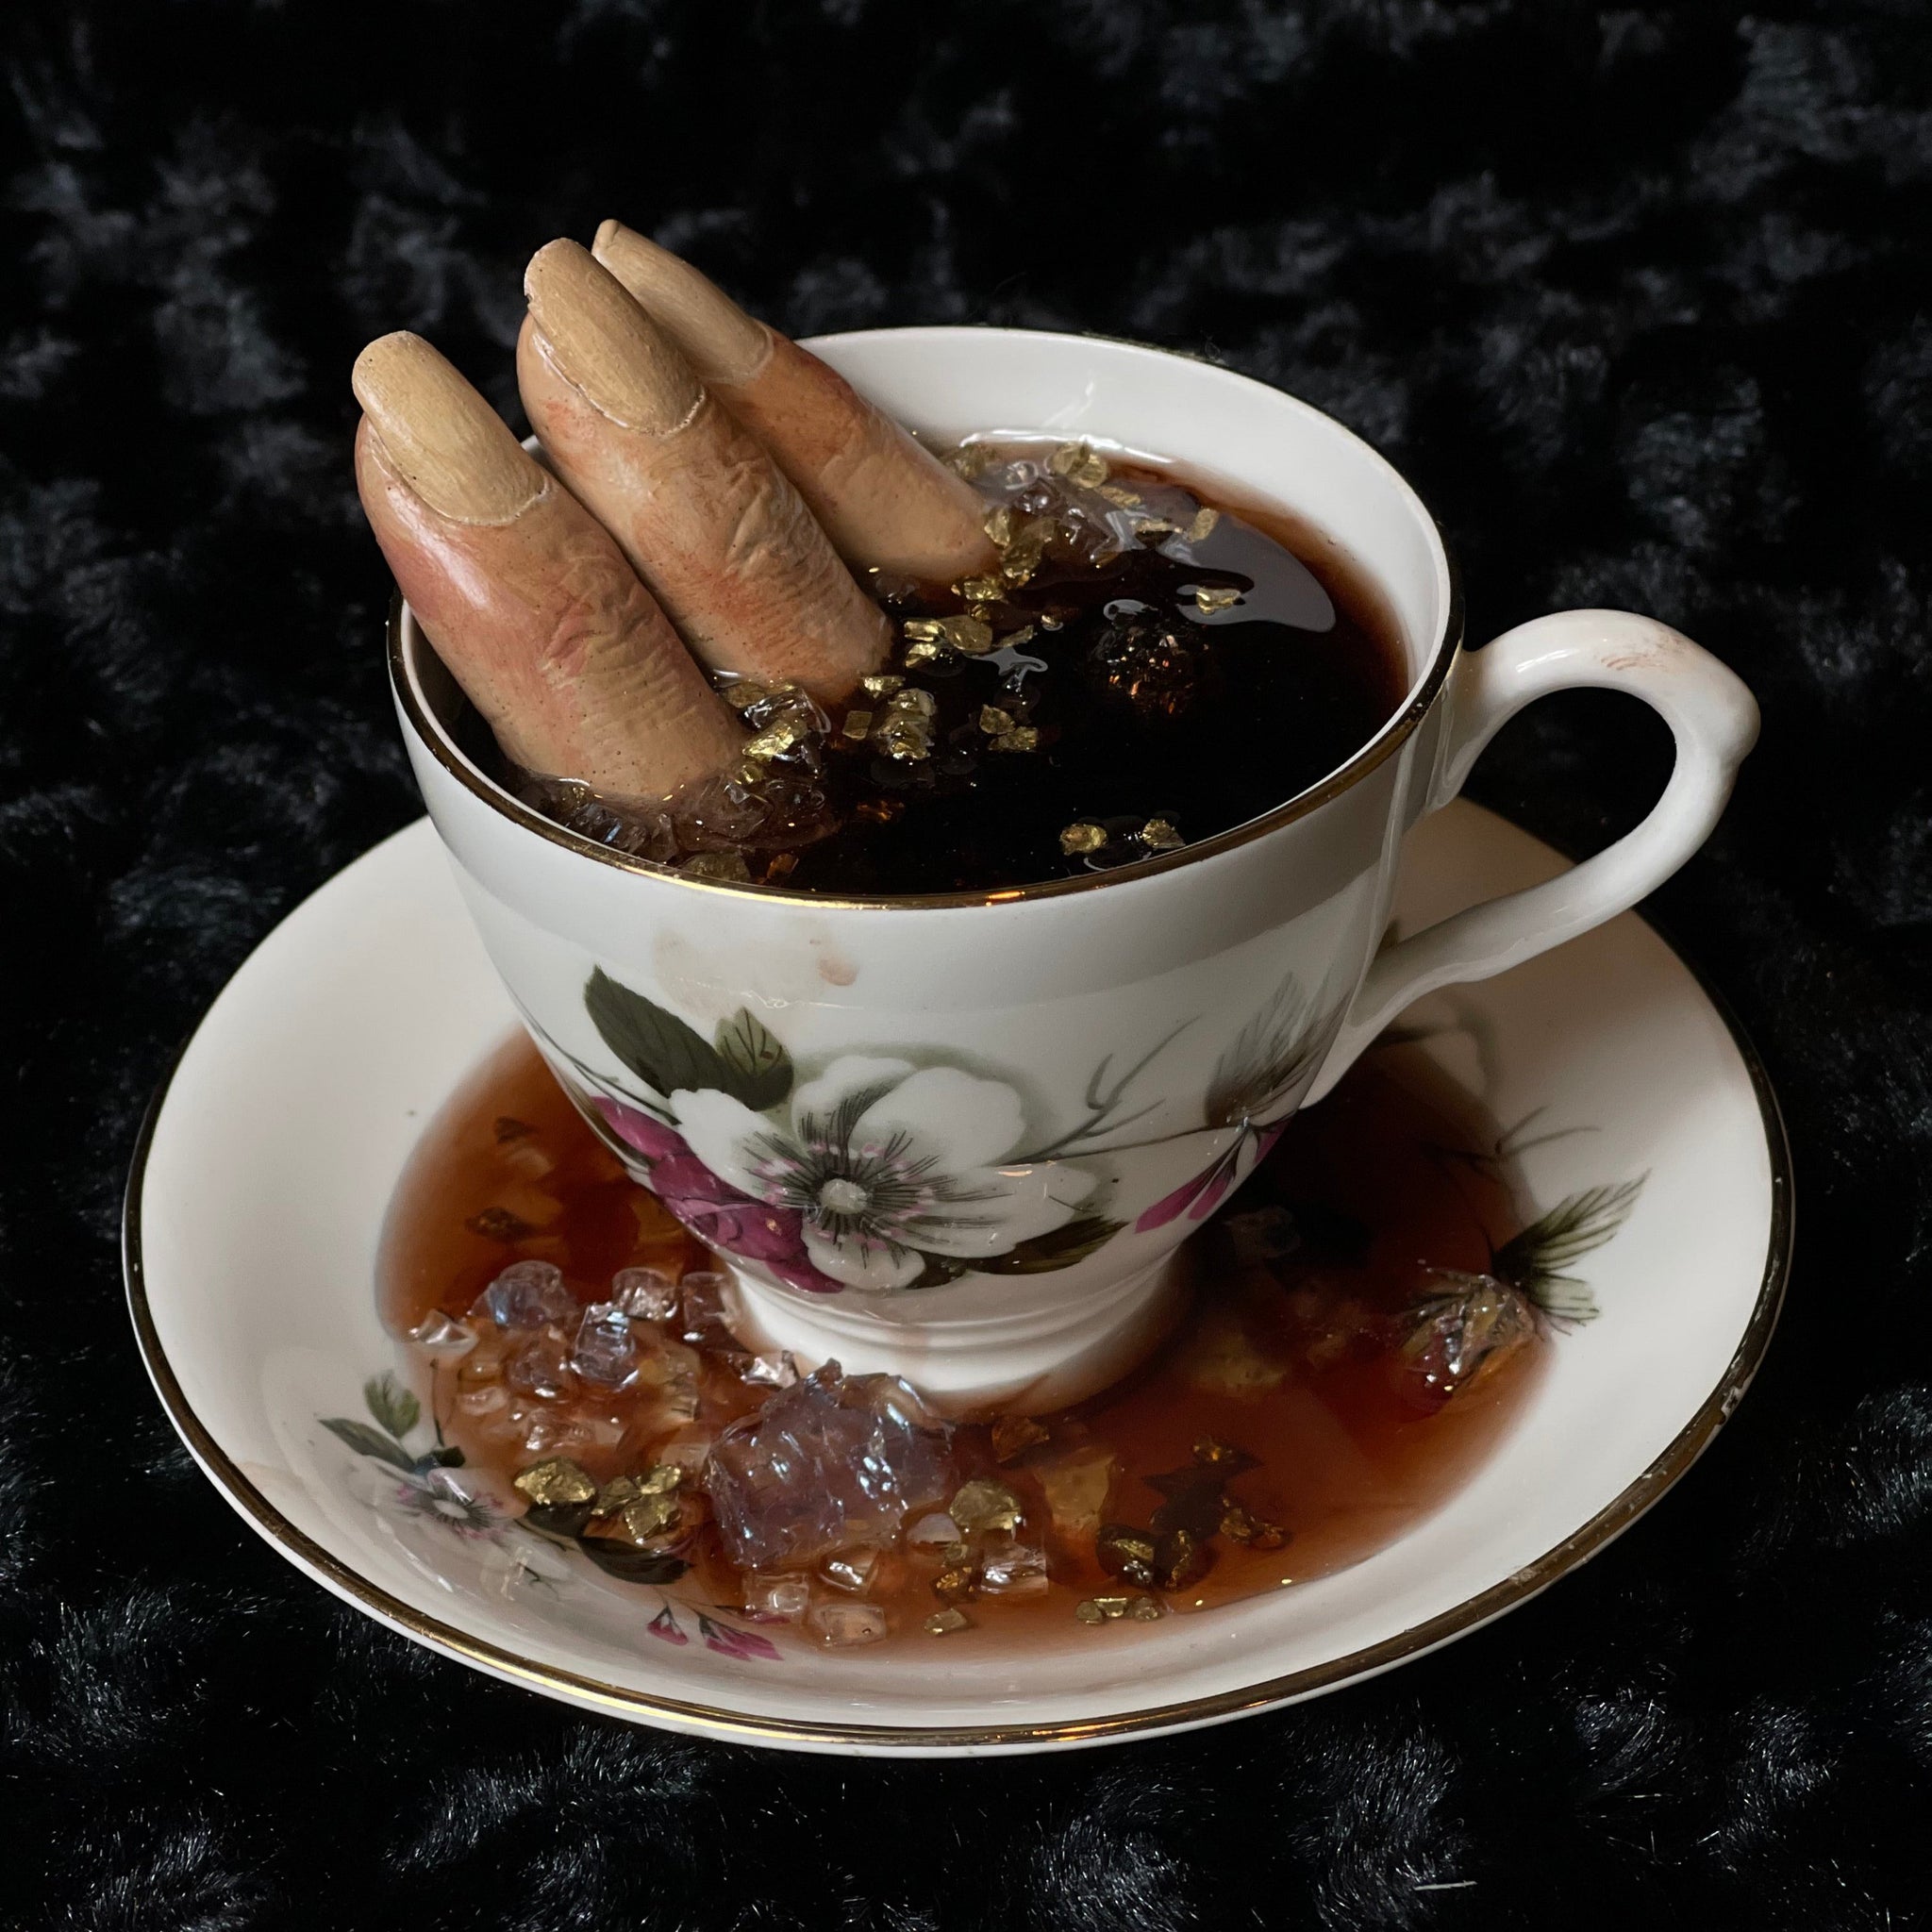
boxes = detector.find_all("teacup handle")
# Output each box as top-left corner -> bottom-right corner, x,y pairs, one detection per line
1307,608 -> 1759,1102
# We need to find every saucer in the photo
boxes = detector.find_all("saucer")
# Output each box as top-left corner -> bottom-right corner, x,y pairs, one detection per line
124,802 -> 1790,1756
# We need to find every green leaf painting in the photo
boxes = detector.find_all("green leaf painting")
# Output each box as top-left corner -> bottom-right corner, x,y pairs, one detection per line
363,1371 -> 420,1441
977,1215 -> 1125,1275
1493,1176 -> 1646,1326
586,969 -> 796,1110
320,1416 -> 416,1473
586,967 -> 735,1101
714,1008 -> 793,1110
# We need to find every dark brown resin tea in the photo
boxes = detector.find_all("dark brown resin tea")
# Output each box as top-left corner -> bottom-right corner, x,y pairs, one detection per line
485,441 -> 1408,894
378,1038 -> 1547,1650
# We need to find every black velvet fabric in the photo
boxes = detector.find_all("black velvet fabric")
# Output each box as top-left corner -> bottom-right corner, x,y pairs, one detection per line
4,2 -> 1929,1924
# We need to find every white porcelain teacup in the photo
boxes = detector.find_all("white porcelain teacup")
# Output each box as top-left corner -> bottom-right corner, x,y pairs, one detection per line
392,326 -> 1758,1412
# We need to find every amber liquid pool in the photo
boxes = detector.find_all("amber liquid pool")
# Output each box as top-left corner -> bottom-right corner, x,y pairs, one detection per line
379,1038 -> 1545,1645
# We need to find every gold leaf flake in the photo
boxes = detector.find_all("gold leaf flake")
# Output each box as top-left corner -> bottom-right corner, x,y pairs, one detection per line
873,713 -> 932,761
1192,583 -> 1242,615
1186,506 -> 1220,543
513,1458 -> 597,1507
988,725 -> 1040,753
998,625 -> 1037,650
614,1493 -> 682,1542
1049,441 -> 1109,489
979,706 -> 1017,738
591,1474 -> 641,1515
904,638 -> 947,668
924,1607 -> 972,1635
1098,483 -> 1144,508
1096,1524 -> 1157,1585
741,720 -> 804,760
1221,1503 -> 1288,1550
941,615 -> 995,656
1000,532 -> 1045,586
902,618 -> 944,642
840,708 -> 874,741
1059,822 -> 1108,856
958,575 -> 1004,603
1139,819 -> 1185,852
983,504 -> 1014,546
859,674 -> 905,698
932,1563 -> 977,1604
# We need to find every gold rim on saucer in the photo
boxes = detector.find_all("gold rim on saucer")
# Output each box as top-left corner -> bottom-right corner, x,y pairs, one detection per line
122,951 -> 1791,1751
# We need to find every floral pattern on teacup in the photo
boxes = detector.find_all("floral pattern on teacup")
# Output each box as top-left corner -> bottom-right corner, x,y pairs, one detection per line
545,967 -> 1357,1298
671,1058 -> 1098,1292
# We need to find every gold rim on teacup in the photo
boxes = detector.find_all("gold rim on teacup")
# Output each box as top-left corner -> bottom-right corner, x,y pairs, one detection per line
387,327 -> 1467,914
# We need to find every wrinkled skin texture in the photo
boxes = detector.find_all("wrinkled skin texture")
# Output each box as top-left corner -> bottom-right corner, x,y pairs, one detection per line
354,421 -> 743,794
517,318 -> 891,702
719,333 -> 999,581
5,2 -> 1931,1927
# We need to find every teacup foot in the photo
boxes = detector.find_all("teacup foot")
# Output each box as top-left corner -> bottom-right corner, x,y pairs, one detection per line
718,1252 -> 1191,1418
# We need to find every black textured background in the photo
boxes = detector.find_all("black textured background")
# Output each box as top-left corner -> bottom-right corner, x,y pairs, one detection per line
6,3 -> 1930,1926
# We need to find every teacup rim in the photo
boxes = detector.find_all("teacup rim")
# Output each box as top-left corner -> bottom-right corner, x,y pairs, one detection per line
388,323 -> 1467,913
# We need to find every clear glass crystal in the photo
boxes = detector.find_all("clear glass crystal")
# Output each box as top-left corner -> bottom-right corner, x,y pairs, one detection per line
740,1351 -> 799,1390
741,1574 -> 812,1624
474,1259 -> 575,1330
807,1600 -> 888,1647
610,1265 -> 681,1323
819,1548 -> 880,1593
570,1303 -> 638,1390
408,1312 -> 476,1355
704,1362 -> 956,1572
506,1333 -> 575,1402
676,1271 -> 734,1346
977,1539 -> 1049,1598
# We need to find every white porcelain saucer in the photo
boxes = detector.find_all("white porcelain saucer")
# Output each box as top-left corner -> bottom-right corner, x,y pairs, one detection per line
124,802 -> 1790,1757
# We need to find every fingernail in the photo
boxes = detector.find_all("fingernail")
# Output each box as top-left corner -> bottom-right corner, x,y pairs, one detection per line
591,219 -> 772,385
351,332 -> 542,524
524,238 -> 703,434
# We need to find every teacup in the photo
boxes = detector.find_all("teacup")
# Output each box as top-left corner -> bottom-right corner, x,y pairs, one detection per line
392,326 -> 1758,1412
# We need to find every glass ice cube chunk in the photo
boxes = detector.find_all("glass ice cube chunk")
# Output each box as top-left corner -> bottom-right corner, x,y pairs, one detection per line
704,1362 -> 956,1572
807,1600 -> 888,1647
610,1265 -> 680,1323
741,1574 -> 811,1624
475,1259 -> 576,1330
570,1303 -> 638,1390
978,1539 -> 1049,1598
408,1312 -> 476,1355
819,1548 -> 879,1593
741,1351 -> 799,1390
506,1333 -> 575,1401
676,1271 -> 734,1345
